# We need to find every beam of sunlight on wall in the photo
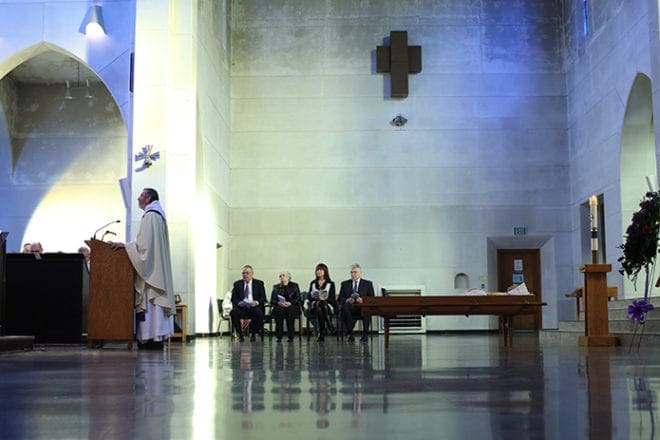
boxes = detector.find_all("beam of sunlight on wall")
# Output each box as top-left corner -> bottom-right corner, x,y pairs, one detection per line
23,184 -> 125,252
193,199 -> 217,334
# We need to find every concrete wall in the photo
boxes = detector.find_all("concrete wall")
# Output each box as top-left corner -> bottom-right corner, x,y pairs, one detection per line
562,0 -> 653,300
193,0 -> 232,333
0,79 -> 126,252
230,0 -> 568,329
0,0 -> 133,252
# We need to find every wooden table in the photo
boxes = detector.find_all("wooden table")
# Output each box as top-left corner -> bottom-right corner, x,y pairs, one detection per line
171,304 -> 187,344
358,295 -> 546,348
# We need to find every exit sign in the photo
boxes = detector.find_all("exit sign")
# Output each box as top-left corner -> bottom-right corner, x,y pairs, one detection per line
513,227 -> 527,236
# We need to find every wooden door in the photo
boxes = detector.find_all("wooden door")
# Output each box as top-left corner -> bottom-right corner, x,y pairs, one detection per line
497,249 -> 542,330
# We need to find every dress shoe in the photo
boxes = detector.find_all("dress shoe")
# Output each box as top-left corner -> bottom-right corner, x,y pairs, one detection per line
276,337 -> 282,342
287,337 -> 294,342
250,334 -> 257,342
360,334 -> 369,342
317,335 -> 325,342
347,334 -> 355,342
238,334 -> 245,342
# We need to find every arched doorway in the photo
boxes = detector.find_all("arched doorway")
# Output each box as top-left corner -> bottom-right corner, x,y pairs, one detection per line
0,48 -> 127,252
620,73 -> 657,297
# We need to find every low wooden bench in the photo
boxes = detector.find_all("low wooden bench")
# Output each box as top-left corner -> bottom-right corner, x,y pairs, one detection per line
564,286 -> 617,320
358,295 -> 546,349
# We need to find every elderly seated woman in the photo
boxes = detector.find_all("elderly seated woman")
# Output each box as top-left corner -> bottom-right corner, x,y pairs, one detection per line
270,271 -> 301,342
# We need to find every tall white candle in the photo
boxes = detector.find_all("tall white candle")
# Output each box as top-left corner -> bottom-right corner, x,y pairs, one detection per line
589,195 -> 598,229
589,195 -> 598,253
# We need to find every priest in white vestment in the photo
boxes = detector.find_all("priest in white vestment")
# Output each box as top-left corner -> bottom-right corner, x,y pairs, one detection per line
112,188 -> 175,348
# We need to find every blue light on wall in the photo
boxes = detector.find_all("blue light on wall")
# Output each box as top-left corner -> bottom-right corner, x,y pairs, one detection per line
582,0 -> 589,37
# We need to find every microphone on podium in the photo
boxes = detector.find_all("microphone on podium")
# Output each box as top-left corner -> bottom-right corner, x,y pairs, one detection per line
93,220 -> 121,240
101,230 -> 117,241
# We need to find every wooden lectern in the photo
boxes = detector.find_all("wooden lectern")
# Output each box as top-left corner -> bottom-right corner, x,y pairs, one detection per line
86,239 -> 134,349
578,264 -> 618,347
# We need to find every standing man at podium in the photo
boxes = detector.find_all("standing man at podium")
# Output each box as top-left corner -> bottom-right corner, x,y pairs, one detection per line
111,188 -> 175,349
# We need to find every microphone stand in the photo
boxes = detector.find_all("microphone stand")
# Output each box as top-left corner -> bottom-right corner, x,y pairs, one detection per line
93,220 -> 120,239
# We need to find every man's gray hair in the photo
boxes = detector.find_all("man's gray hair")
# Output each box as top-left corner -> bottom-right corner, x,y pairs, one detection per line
350,263 -> 361,270
242,265 -> 253,271
280,270 -> 292,279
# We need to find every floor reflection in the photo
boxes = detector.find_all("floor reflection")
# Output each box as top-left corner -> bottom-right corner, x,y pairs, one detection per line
4,334 -> 660,439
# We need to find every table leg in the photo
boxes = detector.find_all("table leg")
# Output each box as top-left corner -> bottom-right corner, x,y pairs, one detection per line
385,317 -> 390,350
505,316 -> 513,347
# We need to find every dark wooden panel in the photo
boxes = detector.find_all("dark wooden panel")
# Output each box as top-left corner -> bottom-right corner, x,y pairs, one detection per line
0,232 -> 7,336
6,253 -> 87,343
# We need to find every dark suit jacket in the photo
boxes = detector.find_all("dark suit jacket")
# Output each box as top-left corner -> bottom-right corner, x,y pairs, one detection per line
270,281 -> 301,308
231,278 -> 267,314
339,278 -> 375,305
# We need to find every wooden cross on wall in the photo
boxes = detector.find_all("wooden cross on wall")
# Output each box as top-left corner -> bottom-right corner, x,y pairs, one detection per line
377,31 -> 422,98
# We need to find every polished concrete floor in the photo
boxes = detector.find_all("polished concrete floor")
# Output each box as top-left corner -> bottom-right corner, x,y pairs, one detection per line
0,333 -> 659,439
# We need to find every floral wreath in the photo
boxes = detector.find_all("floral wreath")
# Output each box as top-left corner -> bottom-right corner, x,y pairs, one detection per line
618,191 -> 660,323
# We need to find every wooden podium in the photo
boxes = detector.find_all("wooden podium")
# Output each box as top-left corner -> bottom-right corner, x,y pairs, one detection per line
86,239 -> 134,349
578,264 -> 618,347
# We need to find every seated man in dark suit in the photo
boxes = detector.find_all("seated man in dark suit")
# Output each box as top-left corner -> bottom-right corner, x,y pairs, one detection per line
230,265 -> 267,342
339,263 -> 375,342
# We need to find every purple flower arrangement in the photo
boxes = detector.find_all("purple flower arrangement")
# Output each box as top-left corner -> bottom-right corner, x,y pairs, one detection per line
618,192 -> 660,323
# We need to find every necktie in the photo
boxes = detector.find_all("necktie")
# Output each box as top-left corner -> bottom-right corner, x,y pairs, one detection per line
244,283 -> 249,299
353,281 -> 358,294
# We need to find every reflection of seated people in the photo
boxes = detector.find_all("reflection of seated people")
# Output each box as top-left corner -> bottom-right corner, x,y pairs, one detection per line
271,343 -> 302,411
309,370 -> 336,429
78,246 -> 91,271
230,345 -> 265,414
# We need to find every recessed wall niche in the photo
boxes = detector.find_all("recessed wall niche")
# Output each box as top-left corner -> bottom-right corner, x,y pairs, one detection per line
454,273 -> 469,290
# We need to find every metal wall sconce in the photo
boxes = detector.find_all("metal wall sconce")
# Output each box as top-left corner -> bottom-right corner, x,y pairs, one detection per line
84,80 -> 93,99
64,81 -> 73,100
390,114 -> 408,127
79,4 -> 106,36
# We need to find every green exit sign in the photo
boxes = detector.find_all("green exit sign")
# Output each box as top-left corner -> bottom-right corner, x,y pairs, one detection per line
514,227 -> 527,236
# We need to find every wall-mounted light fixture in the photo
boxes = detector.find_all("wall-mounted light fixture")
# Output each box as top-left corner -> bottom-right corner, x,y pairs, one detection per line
390,114 -> 408,127
79,4 -> 106,36
64,80 -> 73,100
84,80 -> 93,99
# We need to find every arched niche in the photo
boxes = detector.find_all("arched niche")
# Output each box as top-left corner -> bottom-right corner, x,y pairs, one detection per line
620,72 -> 657,297
454,273 -> 469,290
0,47 -> 127,252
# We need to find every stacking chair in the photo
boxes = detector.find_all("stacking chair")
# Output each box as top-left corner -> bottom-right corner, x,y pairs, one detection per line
216,299 -> 232,337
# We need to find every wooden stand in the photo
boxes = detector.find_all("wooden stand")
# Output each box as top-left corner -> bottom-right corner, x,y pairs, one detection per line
578,264 -> 618,347
170,304 -> 187,344
86,239 -> 134,349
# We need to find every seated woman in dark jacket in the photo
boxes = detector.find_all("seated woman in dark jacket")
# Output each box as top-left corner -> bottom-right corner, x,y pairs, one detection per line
270,271 -> 301,342
308,263 -> 337,342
